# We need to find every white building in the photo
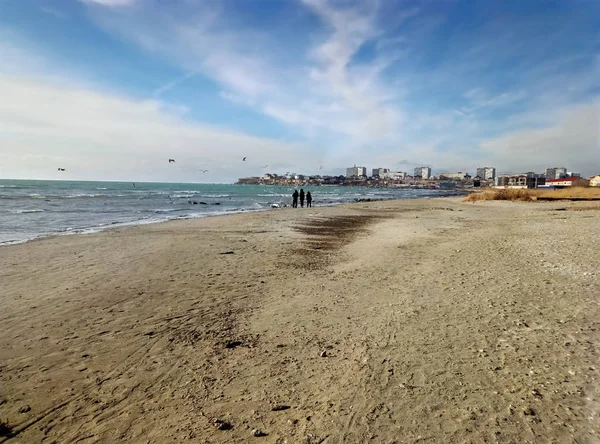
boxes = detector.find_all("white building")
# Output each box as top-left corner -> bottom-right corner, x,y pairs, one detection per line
372,168 -> 390,177
381,171 -> 407,180
346,165 -> 367,178
413,167 -> 432,179
476,167 -> 496,180
438,172 -> 468,180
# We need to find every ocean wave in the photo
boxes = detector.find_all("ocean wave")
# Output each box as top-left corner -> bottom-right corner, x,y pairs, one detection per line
171,194 -> 199,198
152,208 -> 183,214
15,209 -> 45,214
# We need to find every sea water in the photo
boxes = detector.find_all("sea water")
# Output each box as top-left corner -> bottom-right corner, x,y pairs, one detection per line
0,179 -> 460,244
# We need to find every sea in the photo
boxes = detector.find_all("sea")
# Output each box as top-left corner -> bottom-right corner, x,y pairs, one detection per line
0,179 -> 460,245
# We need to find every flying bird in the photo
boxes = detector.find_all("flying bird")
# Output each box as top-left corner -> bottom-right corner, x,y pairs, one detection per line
319,165 -> 323,170
168,159 -> 175,163
242,157 -> 247,161
262,164 -> 269,168
58,168 -> 65,171
200,169 -> 209,173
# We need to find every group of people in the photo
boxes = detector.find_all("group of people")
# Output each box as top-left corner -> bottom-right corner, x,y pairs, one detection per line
292,189 -> 312,208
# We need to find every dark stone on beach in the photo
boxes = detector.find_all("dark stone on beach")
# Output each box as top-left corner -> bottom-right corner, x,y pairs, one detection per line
0,420 -> 12,437
18,405 -> 31,414
212,419 -> 232,430
523,407 -> 536,416
320,350 -> 327,357
271,405 -> 291,411
225,341 -> 243,349
199,202 -> 207,205
220,251 -> 234,255
251,429 -> 267,437
213,202 -> 221,205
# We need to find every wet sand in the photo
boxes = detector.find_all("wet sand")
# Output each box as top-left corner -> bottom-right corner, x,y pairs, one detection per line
0,198 -> 599,443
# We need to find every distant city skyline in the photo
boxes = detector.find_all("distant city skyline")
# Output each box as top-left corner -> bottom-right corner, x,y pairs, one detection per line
0,1 -> 599,182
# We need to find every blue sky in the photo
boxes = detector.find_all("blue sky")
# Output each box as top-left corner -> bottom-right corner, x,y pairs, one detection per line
0,0 -> 598,182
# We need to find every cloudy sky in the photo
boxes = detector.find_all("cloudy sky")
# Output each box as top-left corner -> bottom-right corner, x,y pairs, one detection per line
0,0 -> 598,182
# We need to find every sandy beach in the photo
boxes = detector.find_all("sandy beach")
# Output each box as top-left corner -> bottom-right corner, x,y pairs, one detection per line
0,197 -> 599,443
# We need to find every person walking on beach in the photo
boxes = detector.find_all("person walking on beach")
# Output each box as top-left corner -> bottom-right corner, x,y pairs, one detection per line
300,189 -> 305,208
306,191 -> 312,208
292,189 -> 299,208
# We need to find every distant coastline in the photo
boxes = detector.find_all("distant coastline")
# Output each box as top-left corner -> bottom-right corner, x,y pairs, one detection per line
236,175 -> 470,190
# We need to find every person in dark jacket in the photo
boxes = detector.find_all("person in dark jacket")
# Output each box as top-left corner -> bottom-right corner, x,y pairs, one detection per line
299,189 -> 305,208
306,191 -> 313,208
292,190 -> 299,208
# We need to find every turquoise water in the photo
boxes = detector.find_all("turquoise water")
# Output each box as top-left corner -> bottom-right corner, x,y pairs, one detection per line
0,179 -> 458,244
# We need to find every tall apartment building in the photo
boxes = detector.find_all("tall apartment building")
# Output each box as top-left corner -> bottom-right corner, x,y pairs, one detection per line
545,167 -> 567,180
346,165 -> 367,178
372,168 -> 390,177
413,167 -> 432,179
476,167 -> 496,180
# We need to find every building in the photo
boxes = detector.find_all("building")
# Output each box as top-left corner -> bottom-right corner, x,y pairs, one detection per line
545,177 -> 590,188
545,167 -> 567,180
380,171 -> 406,180
590,175 -> 600,187
476,167 -> 496,181
497,173 -> 545,189
346,165 -> 367,178
413,166 -> 432,179
438,172 -> 468,180
372,168 -> 390,178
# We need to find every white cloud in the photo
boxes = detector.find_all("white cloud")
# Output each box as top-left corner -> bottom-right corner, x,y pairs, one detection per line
480,101 -> 600,175
2,1 -> 599,180
0,75 -> 319,182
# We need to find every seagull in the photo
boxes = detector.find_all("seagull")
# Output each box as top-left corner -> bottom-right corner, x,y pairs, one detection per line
58,168 -> 65,171
242,157 -> 247,161
200,169 -> 209,173
319,165 -> 323,170
168,159 -> 175,163
262,164 -> 269,168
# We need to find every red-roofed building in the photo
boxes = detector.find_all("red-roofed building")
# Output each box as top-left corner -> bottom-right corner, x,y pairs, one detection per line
545,177 -> 590,188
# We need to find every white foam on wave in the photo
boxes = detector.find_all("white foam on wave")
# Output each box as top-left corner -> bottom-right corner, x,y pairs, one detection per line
14,209 -> 45,214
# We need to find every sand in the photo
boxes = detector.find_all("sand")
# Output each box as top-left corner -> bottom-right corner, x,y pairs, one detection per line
0,198 -> 599,443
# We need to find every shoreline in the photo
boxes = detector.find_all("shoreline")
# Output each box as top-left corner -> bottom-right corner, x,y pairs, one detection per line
0,193 -> 461,247
1,198 -> 598,442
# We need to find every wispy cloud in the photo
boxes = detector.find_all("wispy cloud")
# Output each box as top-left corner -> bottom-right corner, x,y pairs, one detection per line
41,7 -> 69,20
83,0 -> 406,145
78,0 -> 136,6
152,71 -> 199,97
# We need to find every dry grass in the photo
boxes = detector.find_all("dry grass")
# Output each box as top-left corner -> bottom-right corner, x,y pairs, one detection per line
532,187 -> 600,199
464,188 -> 533,202
465,187 -> 600,202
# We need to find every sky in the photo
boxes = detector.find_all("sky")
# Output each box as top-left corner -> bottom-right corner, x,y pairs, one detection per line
0,0 -> 598,183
